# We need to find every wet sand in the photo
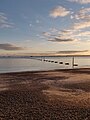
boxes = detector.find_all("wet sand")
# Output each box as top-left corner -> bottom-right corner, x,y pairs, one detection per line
0,68 -> 90,120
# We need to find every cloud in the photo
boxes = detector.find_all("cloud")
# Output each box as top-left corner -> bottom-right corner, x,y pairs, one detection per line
59,29 -> 74,35
74,8 -> 90,20
43,28 -> 78,43
50,6 -> 70,18
48,37 -> 75,42
0,43 -> 23,50
68,0 -> 90,4
43,22 -> 90,44
75,31 -> 90,37
57,50 -> 88,54
0,12 -> 14,28
73,21 -> 90,30
43,32 -> 51,37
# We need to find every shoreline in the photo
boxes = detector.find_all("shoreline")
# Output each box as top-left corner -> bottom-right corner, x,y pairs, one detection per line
0,68 -> 90,119
0,67 -> 90,75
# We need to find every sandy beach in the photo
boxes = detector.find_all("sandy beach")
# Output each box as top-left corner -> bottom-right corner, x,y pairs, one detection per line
0,68 -> 90,120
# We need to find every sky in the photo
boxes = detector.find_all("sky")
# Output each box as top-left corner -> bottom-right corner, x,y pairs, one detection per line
0,0 -> 90,56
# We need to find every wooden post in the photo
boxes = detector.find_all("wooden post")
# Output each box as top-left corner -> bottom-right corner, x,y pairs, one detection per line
72,56 -> 74,69
43,57 -> 45,61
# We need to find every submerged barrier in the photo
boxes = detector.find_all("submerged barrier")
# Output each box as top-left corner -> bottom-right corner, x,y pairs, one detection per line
59,62 -> 63,64
65,63 -> 69,65
31,56 -> 78,69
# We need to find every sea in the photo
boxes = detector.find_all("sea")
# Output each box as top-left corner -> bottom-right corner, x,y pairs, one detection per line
0,56 -> 90,73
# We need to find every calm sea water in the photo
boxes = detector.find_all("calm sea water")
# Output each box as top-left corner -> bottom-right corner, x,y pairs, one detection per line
0,56 -> 90,73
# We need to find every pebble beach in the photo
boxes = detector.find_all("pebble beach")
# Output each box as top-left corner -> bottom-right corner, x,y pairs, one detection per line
0,68 -> 90,120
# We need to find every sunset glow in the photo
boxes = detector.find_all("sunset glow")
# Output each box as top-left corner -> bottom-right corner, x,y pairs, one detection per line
0,0 -> 90,56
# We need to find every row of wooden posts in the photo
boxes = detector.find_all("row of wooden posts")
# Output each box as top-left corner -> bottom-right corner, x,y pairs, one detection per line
38,56 -> 78,69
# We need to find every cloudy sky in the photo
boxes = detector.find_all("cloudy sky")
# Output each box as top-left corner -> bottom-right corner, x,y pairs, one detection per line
0,0 -> 90,55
